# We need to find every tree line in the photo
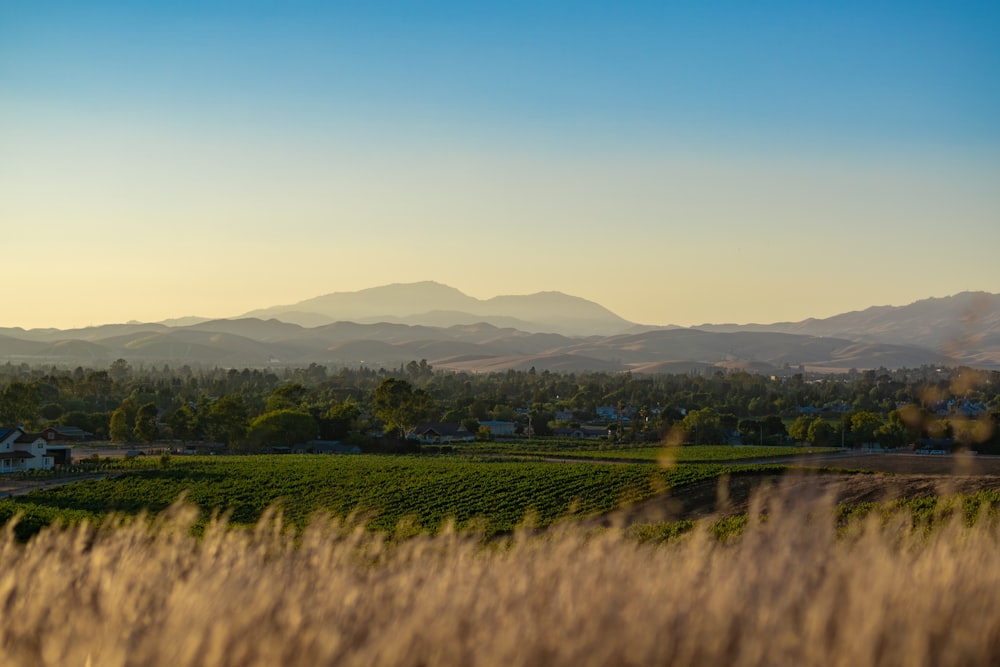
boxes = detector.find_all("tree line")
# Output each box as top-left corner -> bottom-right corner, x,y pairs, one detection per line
1,360 -> 998,451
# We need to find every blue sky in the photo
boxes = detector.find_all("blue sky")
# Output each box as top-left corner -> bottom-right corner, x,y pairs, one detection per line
2,2 -> 998,328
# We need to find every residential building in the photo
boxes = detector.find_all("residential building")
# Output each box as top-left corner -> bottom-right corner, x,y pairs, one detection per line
478,421 -> 517,437
408,423 -> 475,444
0,427 -> 58,473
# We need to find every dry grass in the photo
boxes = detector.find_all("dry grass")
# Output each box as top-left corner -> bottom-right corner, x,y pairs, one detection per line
2,484 -> 1000,667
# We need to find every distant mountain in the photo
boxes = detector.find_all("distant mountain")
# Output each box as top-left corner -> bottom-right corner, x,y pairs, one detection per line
698,291 -> 1000,363
242,281 -> 634,336
2,289 -> 998,372
0,317 -> 965,373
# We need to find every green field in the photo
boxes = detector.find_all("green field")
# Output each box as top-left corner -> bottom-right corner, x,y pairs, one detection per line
0,454 -> 785,539
513,444 -> 842,462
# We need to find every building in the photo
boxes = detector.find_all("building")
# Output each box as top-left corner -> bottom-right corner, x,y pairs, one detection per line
408,423 -> 475,444
0,427 -> 59,473
39,426 -> 93,443
478,421 -> 517,437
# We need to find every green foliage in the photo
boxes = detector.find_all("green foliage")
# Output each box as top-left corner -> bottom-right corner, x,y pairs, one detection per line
788,415 -> 816,443
246,410 -> 318,449
166,405 -> 197,442
133,402 -> 159,442
206,394 -> 249,445
320,401 -> 361,440
849,410 -> 884,445
0,382 -> 41,428
0,455 -> 767,539
265,383 -> 309,412
806,418 -> 834,446
679,408 -> 723,445
628,519 -> 697,544
710,515 -> 749,542
507,444 -> 839,462
109,407 -> 132,443
372,378 -> 427,438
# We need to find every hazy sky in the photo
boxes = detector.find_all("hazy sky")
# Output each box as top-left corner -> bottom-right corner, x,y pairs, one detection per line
3,1 -> 999,330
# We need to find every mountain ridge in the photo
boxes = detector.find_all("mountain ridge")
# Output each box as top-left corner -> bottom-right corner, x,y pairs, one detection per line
241,281 -> 633,336
1,286 -> 998,372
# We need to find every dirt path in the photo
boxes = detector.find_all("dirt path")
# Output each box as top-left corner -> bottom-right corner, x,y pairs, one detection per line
0,474 -> 110,498
602,468 -> 1000,527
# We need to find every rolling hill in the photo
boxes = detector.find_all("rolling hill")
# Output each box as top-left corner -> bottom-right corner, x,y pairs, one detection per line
241,281 -> 634,335
2,287 -> 998,372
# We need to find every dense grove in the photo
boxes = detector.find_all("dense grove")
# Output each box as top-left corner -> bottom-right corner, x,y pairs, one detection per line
1,360 -> 998,450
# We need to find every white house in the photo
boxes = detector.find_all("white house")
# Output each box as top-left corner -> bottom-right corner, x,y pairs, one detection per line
0,427 -> 57,473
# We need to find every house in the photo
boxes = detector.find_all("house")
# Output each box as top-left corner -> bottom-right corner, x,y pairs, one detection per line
0,427 -> 58,473
39,426 -> 93,442
478,421 -> 517,437
596,406 -> 619,421
408,423 -> 475,444
45,444 -> 74,465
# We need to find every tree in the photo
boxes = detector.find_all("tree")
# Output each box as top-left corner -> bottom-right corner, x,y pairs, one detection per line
60,411 -> 109,440
246,410 -> 318,450
849,411 -> 883,447
529,410 -> 554,437
875,410 -> 908,449
40,403 -> 64,421
166,405 -> 198,442
760,415 -> 788,444
108,358 -> 132,386
679,408 -> 723,445
738,419 -> 764,446
372,378 -> 426,439
806,419 -> 834,446
206,394 -> 249,445
0,382 -> 41,428
266,383 -> 309,413
788,415 -> 818,443
109,408 -> 132,443
133,402 -> 159,442
320,401 -> 360,440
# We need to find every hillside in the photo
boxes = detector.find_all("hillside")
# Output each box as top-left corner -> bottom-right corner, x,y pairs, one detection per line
0,319 -> 960,372
242,282 -> 634,336
699,292 -> 1000,354
2,288 -> 998,371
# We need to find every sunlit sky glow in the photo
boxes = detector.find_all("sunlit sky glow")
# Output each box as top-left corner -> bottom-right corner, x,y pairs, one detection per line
3,1 -> 999,330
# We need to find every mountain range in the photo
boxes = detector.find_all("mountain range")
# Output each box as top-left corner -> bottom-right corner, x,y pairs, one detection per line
242,281 -> 634,335
1,283 -> 998,373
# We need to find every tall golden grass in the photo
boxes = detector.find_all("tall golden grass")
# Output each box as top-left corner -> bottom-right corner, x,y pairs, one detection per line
2,485 -> 1000,667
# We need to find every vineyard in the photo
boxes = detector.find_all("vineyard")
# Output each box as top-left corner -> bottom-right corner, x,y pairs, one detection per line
0,455 -> 785,539
461,439 -> 841,462
513,444 -> 842,462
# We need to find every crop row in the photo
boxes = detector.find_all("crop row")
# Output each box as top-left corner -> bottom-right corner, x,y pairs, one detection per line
504,444 -> 841,462
0,455 -> 785,539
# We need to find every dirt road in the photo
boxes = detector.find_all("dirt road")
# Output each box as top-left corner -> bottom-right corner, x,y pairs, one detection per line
0,473 -> 110,498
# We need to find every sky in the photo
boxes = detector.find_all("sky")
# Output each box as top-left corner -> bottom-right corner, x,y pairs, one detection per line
2,1 -> 999,330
